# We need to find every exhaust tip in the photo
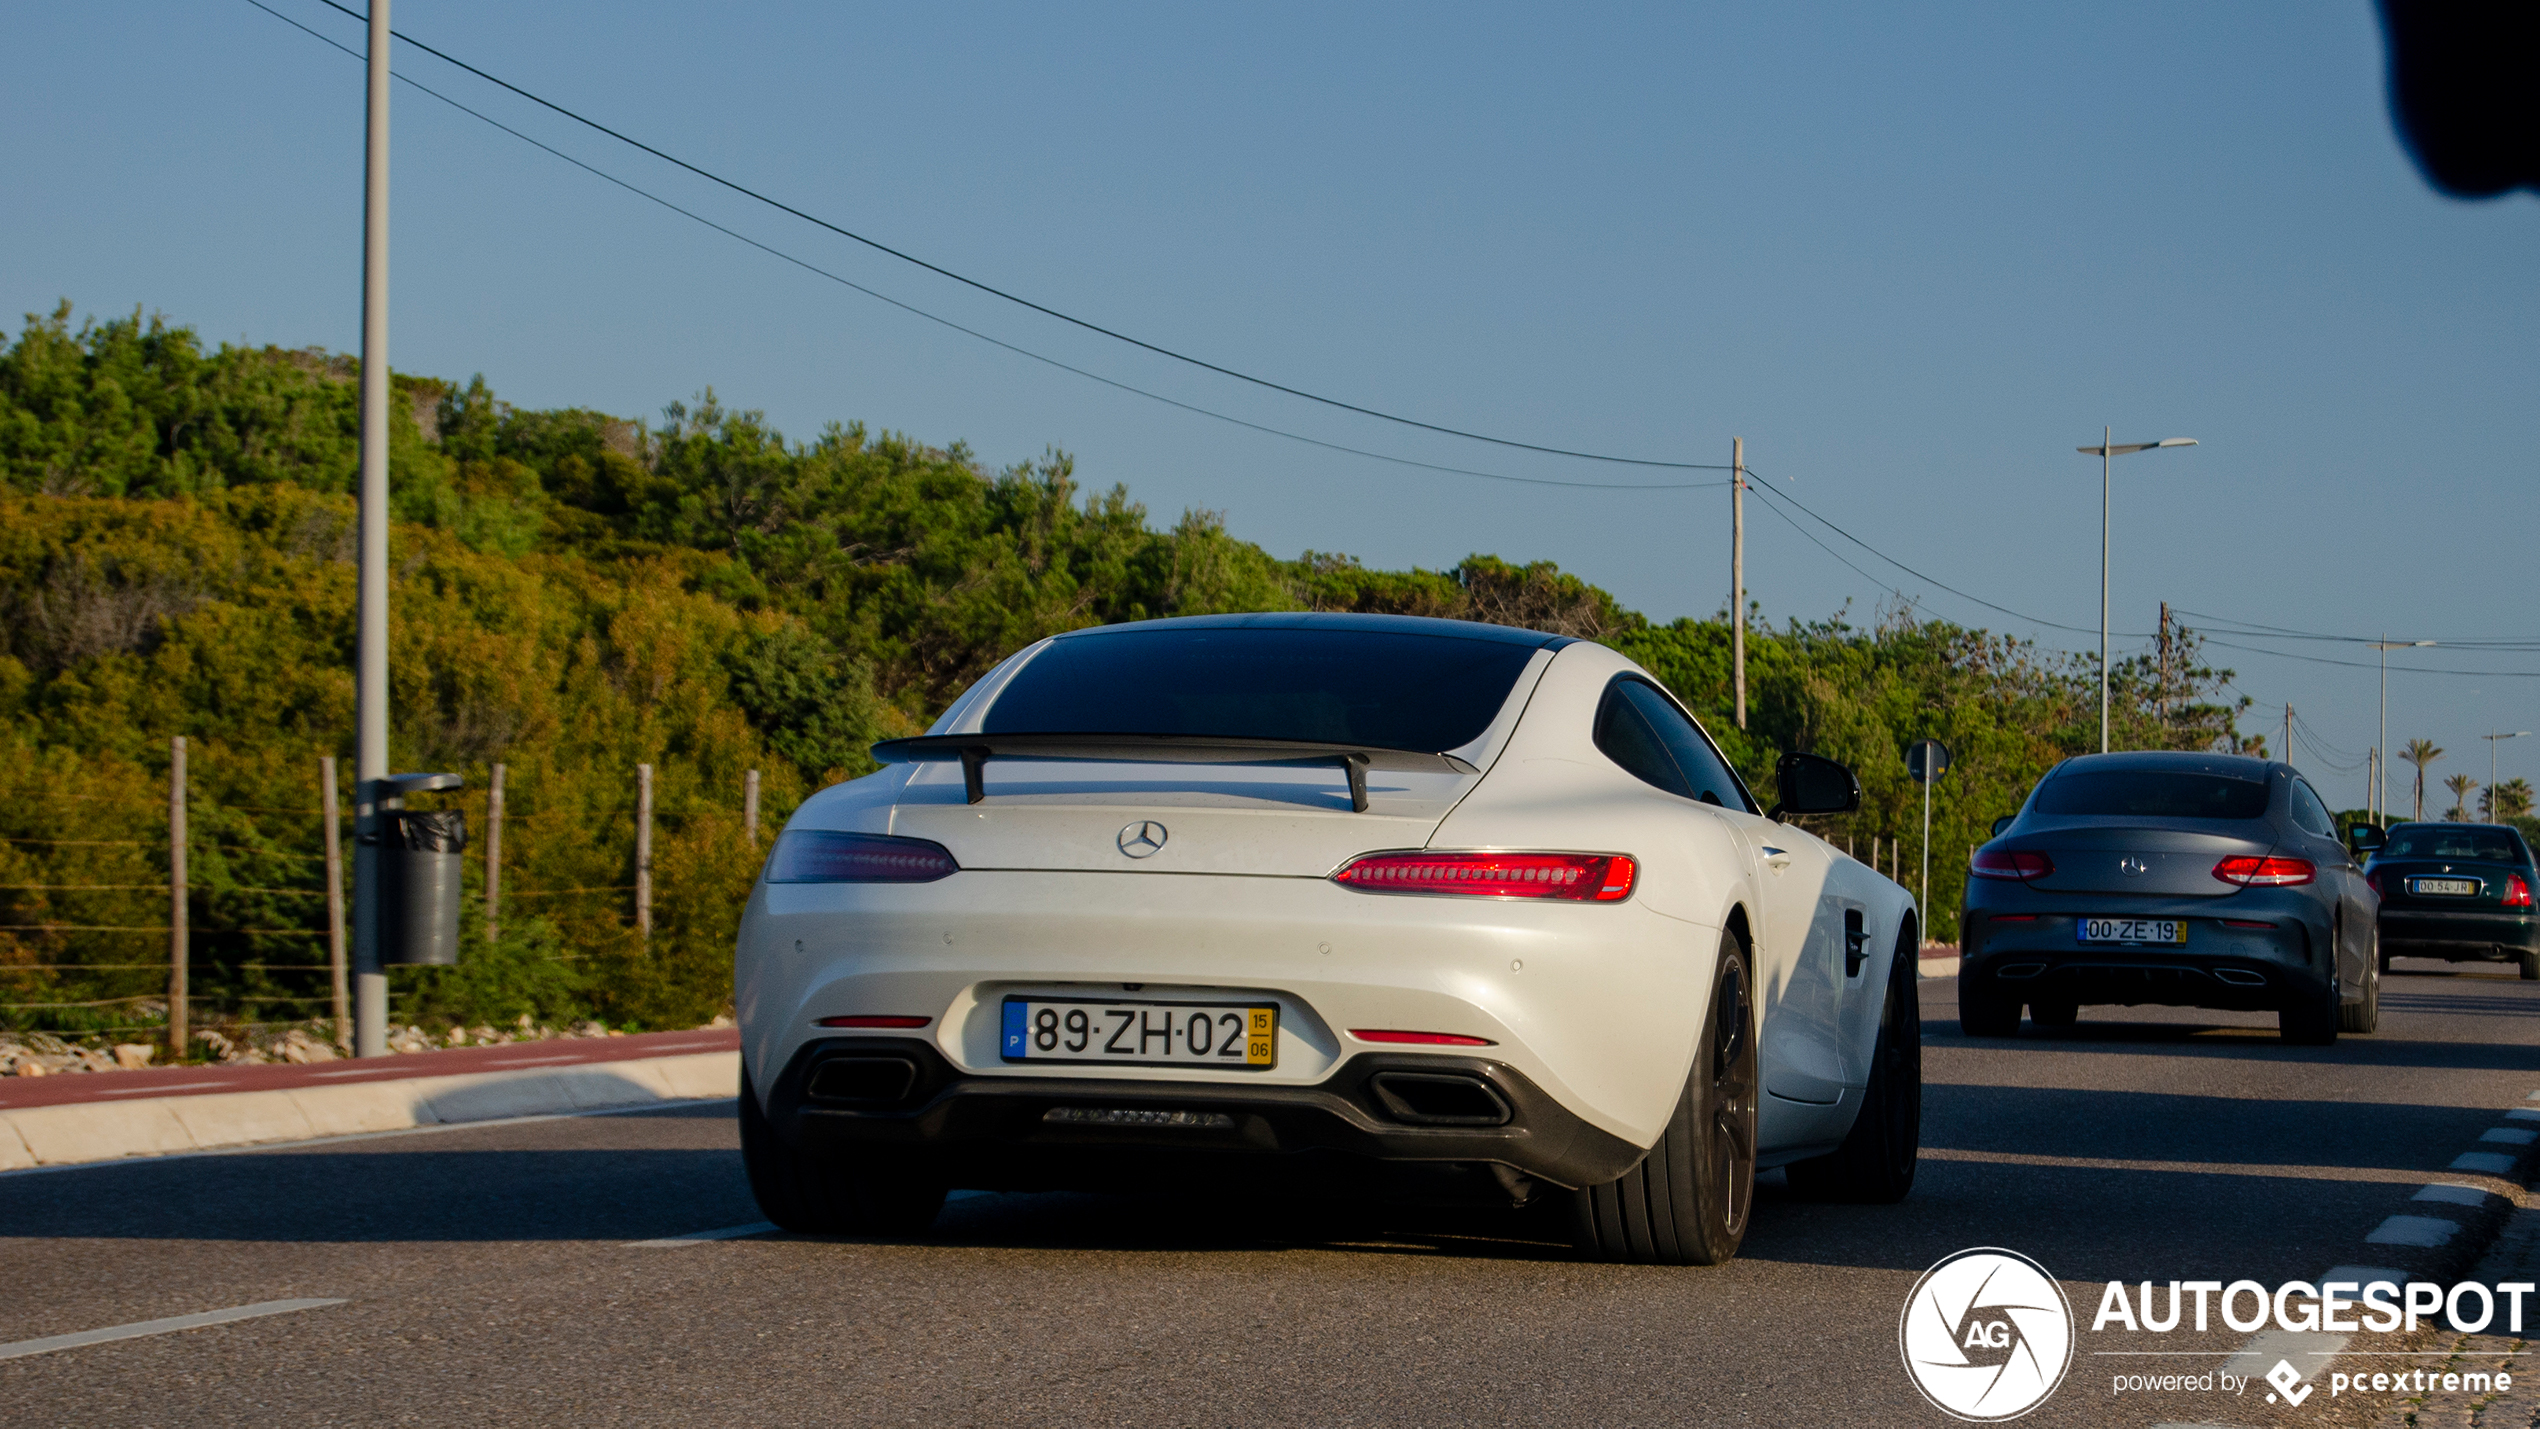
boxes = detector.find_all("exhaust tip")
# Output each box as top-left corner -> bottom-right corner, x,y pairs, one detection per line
806,1055 -> 920,1105
1368,1071 -> 1513,1127
2212,967 -> 2268,987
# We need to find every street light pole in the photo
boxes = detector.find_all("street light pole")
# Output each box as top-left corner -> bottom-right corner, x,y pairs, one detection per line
352,0 -> 392,1057
2077,432 -> 2198,753
2485,731 -> 2529,821
2367,639 -> 2435,828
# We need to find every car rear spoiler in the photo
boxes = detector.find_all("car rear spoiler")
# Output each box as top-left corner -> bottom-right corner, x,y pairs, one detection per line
868,734 -> 1479,813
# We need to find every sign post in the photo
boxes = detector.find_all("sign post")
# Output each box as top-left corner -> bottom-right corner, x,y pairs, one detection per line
1907,739 -> 1953,934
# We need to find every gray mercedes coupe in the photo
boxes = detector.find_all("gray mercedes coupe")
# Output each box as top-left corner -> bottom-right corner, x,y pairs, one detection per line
1958,751 -> 2379,1045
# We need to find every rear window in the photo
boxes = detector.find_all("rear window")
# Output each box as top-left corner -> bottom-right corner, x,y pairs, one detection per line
981,627 -> 1540,753
2383,828 -> 2524,862
2032,770 -> 2271,820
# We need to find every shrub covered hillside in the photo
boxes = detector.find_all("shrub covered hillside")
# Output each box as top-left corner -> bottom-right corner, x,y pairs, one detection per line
0,303 -> 2250,1048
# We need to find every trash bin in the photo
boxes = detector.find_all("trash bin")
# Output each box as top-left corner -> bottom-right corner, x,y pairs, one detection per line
379,808 -> 467,966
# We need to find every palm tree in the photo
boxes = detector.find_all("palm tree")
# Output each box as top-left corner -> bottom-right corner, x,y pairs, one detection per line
2491,777 -> 2533,822
2444,772 -> 2478,821
2402,739 -> 2444,821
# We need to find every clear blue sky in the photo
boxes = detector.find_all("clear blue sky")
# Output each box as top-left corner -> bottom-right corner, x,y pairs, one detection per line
9,2 -> 2535,812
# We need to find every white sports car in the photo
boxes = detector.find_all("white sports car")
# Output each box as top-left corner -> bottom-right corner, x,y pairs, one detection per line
735,613 -> 1922,1264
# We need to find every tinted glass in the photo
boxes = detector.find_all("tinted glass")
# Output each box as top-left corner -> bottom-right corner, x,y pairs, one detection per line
1596,679 -> 1754,811
982,628 -> 1539,752
2383,827 -> 2524,862
2290,780 -> 2335,838
2032,770 -> 2271,820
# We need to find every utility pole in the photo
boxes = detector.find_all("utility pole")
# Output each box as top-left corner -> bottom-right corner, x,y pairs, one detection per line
322,755 -> 348,1050
2368,638 -> 2435,831
484,762 -> 505,951
168,736 -> 187,1063
744,768 -> 760,846
2157,602 -> 2170,726
350,0 -> 393,1058
2283,705 -> 2292,770
1731,436 -> 1746,729
2485,732 -> 2529,822
2100,427 -> 2110,753
635,763 -> 654,938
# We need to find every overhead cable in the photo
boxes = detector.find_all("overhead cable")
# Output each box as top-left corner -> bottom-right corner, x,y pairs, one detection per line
241,0 -> 1725,493
300,0 -> 1724,472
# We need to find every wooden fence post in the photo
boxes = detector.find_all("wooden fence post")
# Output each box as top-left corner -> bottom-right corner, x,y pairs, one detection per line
745,769 -> 760,846
485,761 -> 506,951
168,736 -> 188,1062
323,755 -> 349,1050
636,762 -> 653,938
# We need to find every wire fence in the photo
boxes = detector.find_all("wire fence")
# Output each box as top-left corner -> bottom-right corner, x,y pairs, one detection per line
0,744 -> 771,1049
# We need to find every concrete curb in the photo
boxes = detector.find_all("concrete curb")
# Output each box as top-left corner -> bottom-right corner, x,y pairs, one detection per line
0,1051 -> 738,1170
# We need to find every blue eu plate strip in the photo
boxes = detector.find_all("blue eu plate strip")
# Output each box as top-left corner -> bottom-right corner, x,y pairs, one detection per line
1002,999 -> 1027,1058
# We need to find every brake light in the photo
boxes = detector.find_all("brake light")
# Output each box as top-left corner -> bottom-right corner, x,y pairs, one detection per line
2221,919 -> 2278,929
2508,875 -> 2533,909
815,1015 -> 932,1029
2212,856 -> 2314,887
765,830 -> 959,883
1350,1029 -> 1497,1046
1970,849 -> 2054,881
1333,851 -> 1637,902
2367,872 -> 2381,896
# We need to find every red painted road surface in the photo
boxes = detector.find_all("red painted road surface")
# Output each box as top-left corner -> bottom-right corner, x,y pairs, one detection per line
0,1028 -> 740,1111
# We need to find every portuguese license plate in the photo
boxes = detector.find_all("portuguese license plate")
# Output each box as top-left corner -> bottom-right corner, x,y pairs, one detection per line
1002,998 -> 1276,1067
2411,877 -> 2480,896
2077,917 -> 2186,945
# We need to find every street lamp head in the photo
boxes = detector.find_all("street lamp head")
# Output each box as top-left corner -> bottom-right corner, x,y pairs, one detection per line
2078,437 -> 2200,456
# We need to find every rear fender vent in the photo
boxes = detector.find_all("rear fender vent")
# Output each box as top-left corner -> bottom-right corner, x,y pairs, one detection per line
1368,1071 -> 1513,1127
806,1055 -> 920,1105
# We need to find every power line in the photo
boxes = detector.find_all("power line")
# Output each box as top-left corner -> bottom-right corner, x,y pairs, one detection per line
2197,637 -> 2540,679
241,0 -> 1725,494
2172,608 -> 2540,651
299,0 -> 1725,473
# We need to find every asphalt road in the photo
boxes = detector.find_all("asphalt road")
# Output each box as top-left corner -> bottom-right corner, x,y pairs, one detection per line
7,958 -> 2539,1428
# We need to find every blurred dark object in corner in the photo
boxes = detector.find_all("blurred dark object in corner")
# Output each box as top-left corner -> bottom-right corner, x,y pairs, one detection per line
2380,1 -> 2538,198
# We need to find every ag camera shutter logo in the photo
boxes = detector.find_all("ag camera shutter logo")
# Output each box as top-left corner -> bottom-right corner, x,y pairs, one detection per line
1899,1247 -> 2075,1420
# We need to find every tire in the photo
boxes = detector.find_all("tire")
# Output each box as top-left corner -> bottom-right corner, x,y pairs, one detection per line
739,1070 -> 946,1236
1569,928 -> 1757,1266
2339,932 -> 2380,1034
2278,984 -> 2340,1046
1959,979 -> 2020,1037
2027,998 -> 2078,1030
1786,923 -> 1921,1204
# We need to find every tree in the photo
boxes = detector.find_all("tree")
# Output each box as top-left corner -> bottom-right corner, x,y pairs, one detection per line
2491,777 -> 2534,821
2402,738 -> 2444,820
2444,772 -> 2478,821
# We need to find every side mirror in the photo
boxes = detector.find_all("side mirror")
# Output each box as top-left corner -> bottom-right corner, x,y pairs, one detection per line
1772,752 -> 1861,821
1990,815 -> 2015,839
2348,824 -> 2385,856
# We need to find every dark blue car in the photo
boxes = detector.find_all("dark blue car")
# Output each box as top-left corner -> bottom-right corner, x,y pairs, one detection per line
2362,822 -> 2540,979
1959,752 -> 2379,1045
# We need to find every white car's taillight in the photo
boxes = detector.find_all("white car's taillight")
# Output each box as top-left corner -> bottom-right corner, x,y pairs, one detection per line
1333,851 -> 1637,902
765,830 -> 959,883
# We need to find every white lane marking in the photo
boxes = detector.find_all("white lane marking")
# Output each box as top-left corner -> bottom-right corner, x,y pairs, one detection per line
2507,1107 -> 2540,1122
2414,1183 -> 2492,1206
0,1298 -> 347,1362
2453,1151 -> 2518,1175
2481,1127 -> 2539,1146
2367,1215 -> 2461,1247
0,1096 -> 738,1180
91,1081 -> 230,1097
2220,1328 -> 2349,1387
627,1221 -> 777,1247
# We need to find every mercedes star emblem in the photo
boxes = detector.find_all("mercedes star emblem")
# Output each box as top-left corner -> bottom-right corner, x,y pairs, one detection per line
1118,821 -> 1169,859
2118,855 -> 2149,877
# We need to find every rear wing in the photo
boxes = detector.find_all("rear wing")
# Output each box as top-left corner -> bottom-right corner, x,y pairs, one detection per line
869,734 -> 1478,813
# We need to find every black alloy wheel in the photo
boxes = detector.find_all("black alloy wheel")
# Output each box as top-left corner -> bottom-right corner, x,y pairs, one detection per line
1786,921 -> 1922,1203
2027,998 -> 2079,1030
740,1070 -> 947,1236
2339,926 -> 2381,1034
1959,978 -> 2020,1037
1570,928 -> 1758,1265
